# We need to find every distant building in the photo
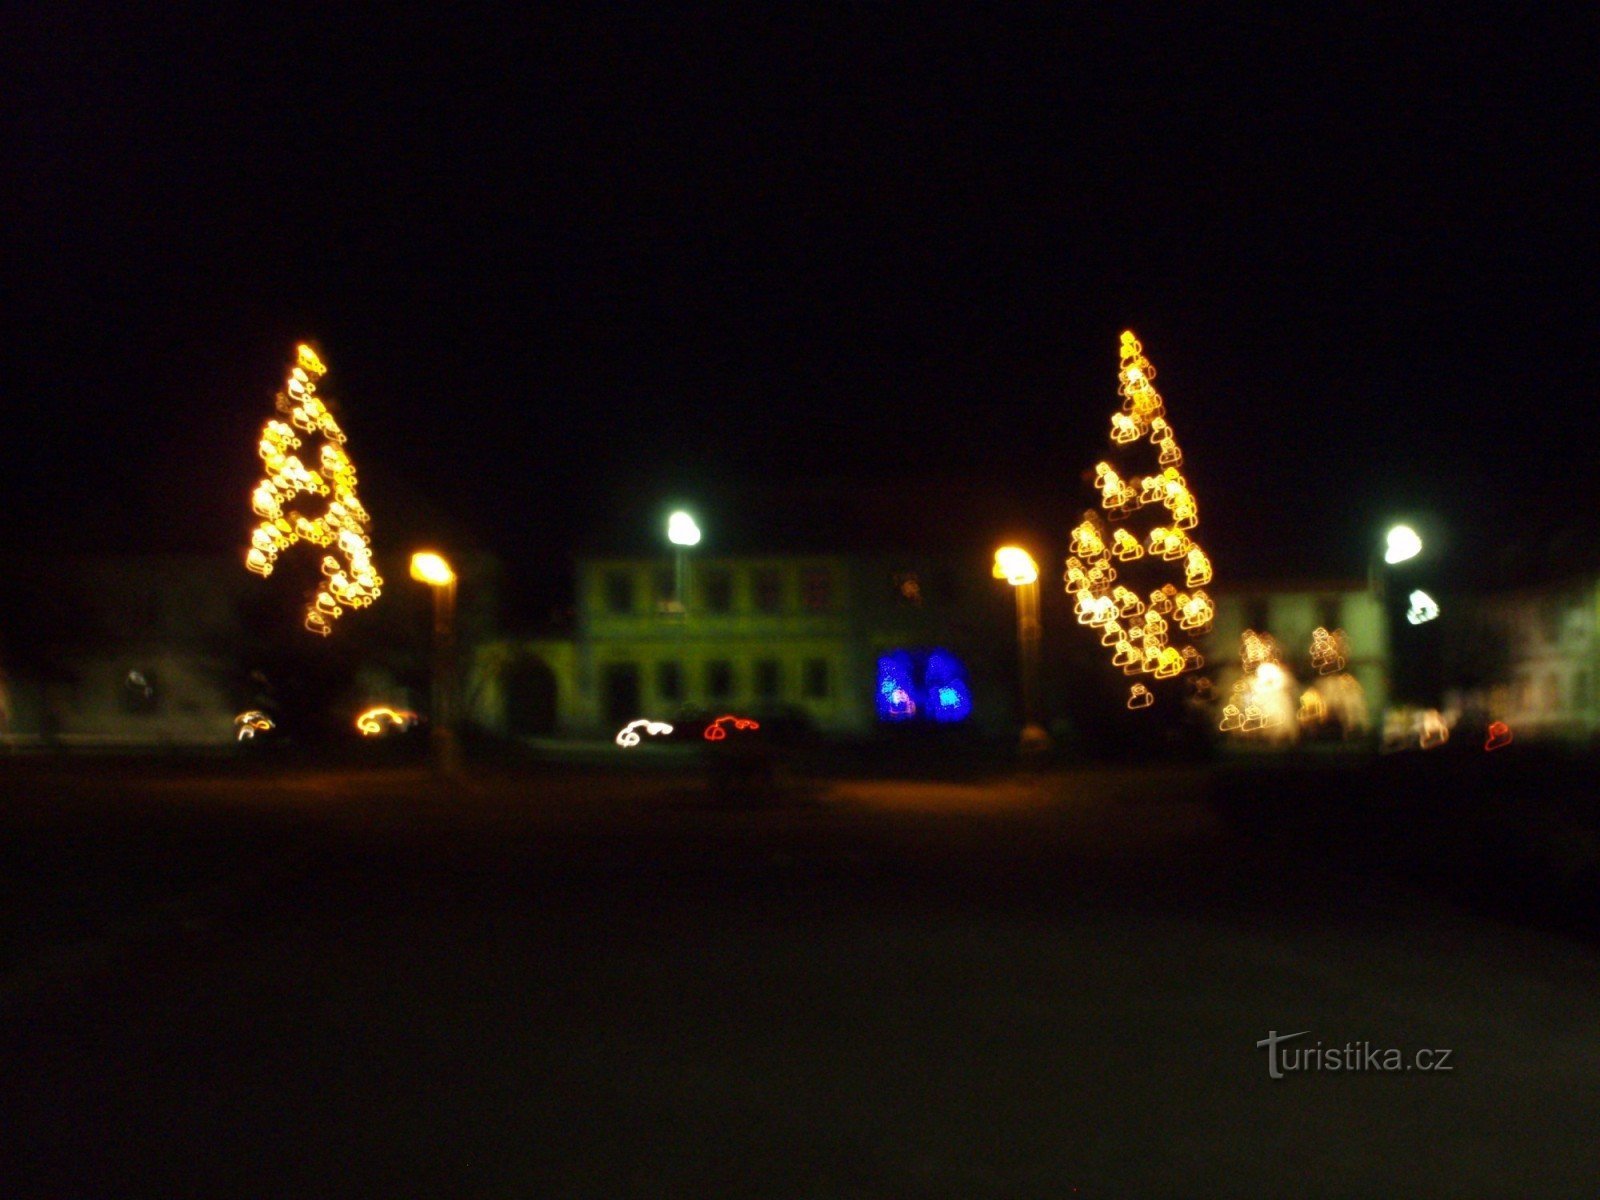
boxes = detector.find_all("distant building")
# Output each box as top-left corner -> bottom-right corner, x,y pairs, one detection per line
0,556 -> 251,746
0,553 -> 474,747
471,553 -> 1011,738
1456,579 -> 1599,740
1208,578 -> 1390,730
471,554 -> 1400,745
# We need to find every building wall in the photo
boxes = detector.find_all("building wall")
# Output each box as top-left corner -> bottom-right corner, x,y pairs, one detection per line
576,555 -> 862,733
1209,583 -> 1389,727
1470,581 -> 1600,739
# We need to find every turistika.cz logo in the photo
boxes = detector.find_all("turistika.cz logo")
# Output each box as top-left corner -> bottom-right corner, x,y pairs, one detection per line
1256,1030 -> 1455,1079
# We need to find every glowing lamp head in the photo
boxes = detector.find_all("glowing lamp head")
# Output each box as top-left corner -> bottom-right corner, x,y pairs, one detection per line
409,551 -> 455,586
1384,524 -> 1423,565
1406,589 -> 1441,625
992,546 -> 1039,587
667,511 -> 701,547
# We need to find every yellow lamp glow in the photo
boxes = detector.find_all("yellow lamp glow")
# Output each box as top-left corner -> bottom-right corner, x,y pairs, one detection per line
410,551 -> 455,587
993,546 -> 1039,587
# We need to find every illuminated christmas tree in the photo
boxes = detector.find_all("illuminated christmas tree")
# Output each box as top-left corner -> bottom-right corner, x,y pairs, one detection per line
1067,331 -> 1213,709
244,344 -> 382,635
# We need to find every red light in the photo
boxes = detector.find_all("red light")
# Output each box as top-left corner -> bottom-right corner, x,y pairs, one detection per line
1485,721 -> 1513,751
704,714 -> 761,740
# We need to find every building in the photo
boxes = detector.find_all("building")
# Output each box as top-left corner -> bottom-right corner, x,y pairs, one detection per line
1455,577 -> 1599,741
472,553 -> 1013,739
0,553 -> 472,747
1208,578 -> 1390,733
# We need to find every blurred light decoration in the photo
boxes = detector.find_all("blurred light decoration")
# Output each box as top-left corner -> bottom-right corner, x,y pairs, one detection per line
992,546 -> 1040,587
703,714 -> 760,741
1485,720 -> 1513,751
1065,333 -> 1215,711
876,651 -> 920,720
1384,524 -> 1423,565
1298,688 -> 1327,727
1310,627 -> 1348,675
615,718 -> 674,748
356,706 -> 419,736
1406,589 -> 1440,625
1419,709 -> 1451,749
234,710 -> 275,740
1222,630 -> 1297,738
245,345 -> 381,634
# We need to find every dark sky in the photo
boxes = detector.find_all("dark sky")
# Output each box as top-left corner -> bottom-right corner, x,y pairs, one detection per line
8,6 -> 1596,615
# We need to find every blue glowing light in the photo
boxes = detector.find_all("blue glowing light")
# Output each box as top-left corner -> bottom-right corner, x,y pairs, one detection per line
876,652 -> 919,721
875,647 -> 972,723
924,647 -> 973,722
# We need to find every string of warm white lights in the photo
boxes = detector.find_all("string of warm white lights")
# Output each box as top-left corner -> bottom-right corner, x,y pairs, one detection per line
244,344 -> 382,635
1069,331 -> 1213,710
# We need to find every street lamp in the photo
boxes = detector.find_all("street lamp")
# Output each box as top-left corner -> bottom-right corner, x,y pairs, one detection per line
1383,524 -> 1423,565
410,550 -> 458,773
666,510 -> 700,619
993,546 -> 1049,753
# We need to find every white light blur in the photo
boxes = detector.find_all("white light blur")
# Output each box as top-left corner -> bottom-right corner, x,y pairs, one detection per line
1384,524 -> 1422,565
667,512 -> 701,547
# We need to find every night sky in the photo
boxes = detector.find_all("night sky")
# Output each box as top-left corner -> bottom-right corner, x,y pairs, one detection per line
8,7 -> 1596,618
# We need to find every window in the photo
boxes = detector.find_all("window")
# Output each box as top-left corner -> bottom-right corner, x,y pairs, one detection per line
803,658 -> 831,699
654,567 -> 677,608
1544,673 -> 1563,713
754,659 -> 781,700
753,569 -> 784,614
703,569 -> 733,614
1246,597 -> 1270,632
1575,670 -> 1592,712
1316,597 -> 1341,632
706,660 -> 734,701
656,661 -> 683,703
801,568 -> 834,612
603,570 -> 634,615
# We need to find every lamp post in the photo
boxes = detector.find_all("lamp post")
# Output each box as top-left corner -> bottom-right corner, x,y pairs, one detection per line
667,510 -> 700,619
1374,522 -> 1443,718
410,550 -> 458,773
993,546 -> 1049,753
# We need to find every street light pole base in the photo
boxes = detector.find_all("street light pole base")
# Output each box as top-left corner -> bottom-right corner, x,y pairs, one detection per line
1019,723 -> 1052,758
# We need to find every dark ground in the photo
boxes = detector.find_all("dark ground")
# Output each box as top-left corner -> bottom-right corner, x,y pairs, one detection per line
4,755 -> 1600,1197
